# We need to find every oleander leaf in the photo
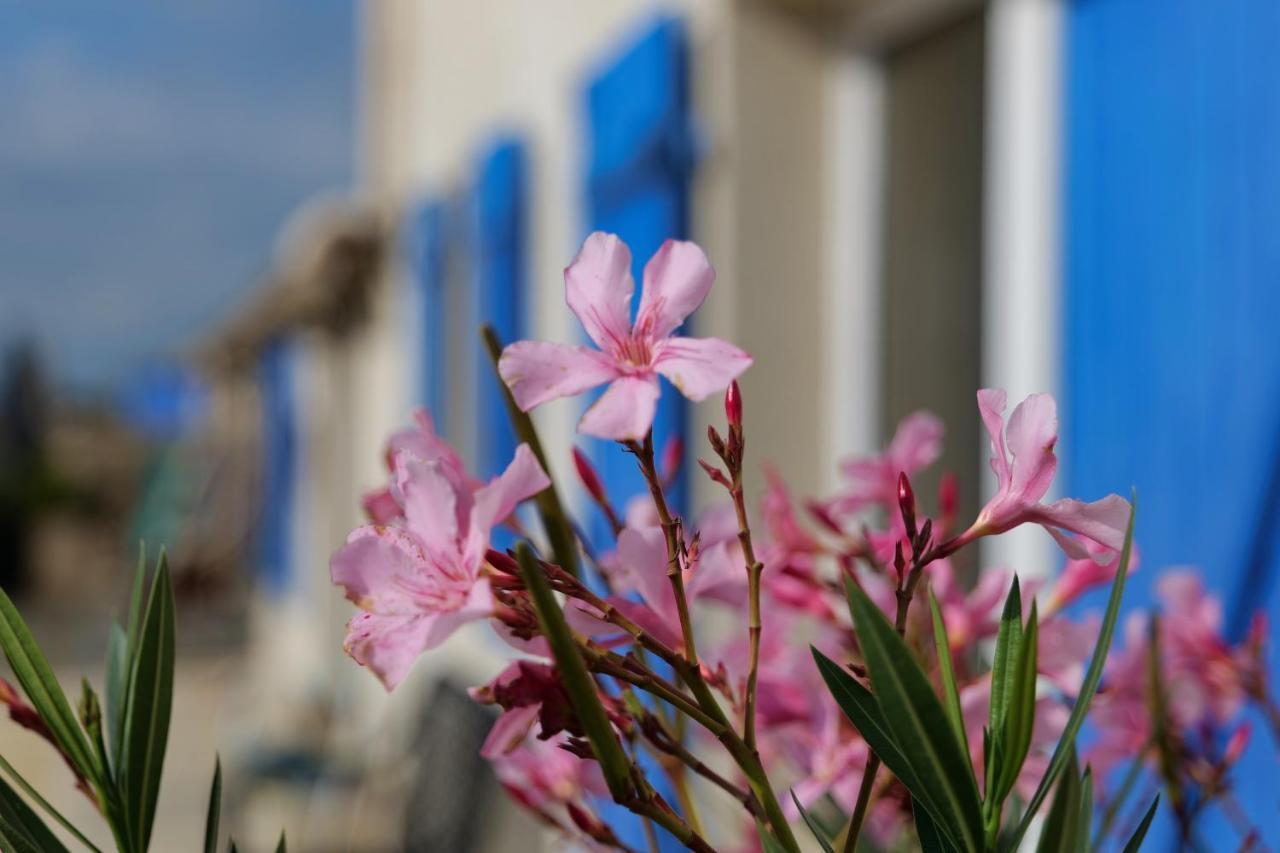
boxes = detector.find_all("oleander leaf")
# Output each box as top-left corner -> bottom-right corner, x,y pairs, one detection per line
992,602 -> 1039,806
844,580 -> 983,851
929,588 -> 970,760
204,757 -> 222,853
790,791 -> 835,853
1120,796 -> 1159,853
1004,496 -> 1138,851
0,772 -> 70,853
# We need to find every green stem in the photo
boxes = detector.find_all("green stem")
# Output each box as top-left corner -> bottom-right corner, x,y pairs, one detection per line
480,325 -> 580,577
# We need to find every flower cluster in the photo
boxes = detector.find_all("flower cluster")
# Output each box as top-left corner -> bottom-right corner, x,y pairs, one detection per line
332,233 -> 1276,852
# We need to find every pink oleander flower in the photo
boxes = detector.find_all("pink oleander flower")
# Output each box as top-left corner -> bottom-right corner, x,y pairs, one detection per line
1087,571 -> 1249,779
953,389 -> 1130,558
498,232 -> 752,441
330,431 -> 550,690
825,411 -> 943,519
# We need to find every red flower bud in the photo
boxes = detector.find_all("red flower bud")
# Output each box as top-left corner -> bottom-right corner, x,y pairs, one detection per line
725,380 -> 743,429
572,447 -> 607,504
898,471 -> 918,542
485,548 -> 521,576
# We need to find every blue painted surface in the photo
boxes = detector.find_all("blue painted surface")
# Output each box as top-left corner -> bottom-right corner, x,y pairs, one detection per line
1064,0 -> 1280,844
408,199 -> 449,422
583,16 -> 694,548
473,138 -> 527,481
257,338 -> 296,597
581,17 -> 695,850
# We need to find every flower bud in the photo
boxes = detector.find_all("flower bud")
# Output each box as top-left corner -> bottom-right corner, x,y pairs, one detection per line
897,472 -> 918,542
707,424 -> 727,458
725,380 -> 743,430
572,447 -> 607,505
699,459 -> 731,490
1225,721 -> 1251,765
485,548 -> 522,576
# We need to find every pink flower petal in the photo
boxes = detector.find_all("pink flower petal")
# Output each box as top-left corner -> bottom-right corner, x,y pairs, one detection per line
342,610 -> 434,690
577,375 -> 660,441
330,525 -> 425,614
617,526 -> 675,624
564,231 -> 635,352
652,336 -> 753,401
398,458 -> 467,559
1005,393 -> 1058,504
635,239 -> 715,340
480,705 -> 542,758
977,388 -> 1011,490
1033,493 -> 1131,553
472,444 -> 551,538
498,340 -> 618,412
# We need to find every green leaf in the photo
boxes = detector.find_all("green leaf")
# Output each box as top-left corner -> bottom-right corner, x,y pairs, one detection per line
514,544 -> 634,799
273,830 -> 286,853
0,754 -> 102,852
915,800 -> 962,853
1120,796 -> 1158,853
992,602 -> 1039,807
759,828 -> 789,853
480,326 -> 580,577
1004,496 -> 1138,852
1036,752 -> 1081,853
0,588 -> 102,788
844,580 -> 983,852
812,649 -> 926,799
204,757 -> 222,853
105,623 -> 129,777
928,588 -> 969,759
0,772 -> 70,853
1076,768 -> 1094,852
120,555 -> 176,852
988,577 -> 1024,738
790,791 -> 834,853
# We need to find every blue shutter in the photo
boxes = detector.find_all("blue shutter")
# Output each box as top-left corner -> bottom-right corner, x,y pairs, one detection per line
408,200 -> 449,420
584,16 -> 695,545
257,338 -> 296,597
1064,0 -> 1280,843
473,138 -> 528,480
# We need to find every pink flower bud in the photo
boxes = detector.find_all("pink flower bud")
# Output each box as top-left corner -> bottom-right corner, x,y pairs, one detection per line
485,548 -> 522,576
725,380 -> 743,429
1225,721 -> 1251,765
572,447 -> 607,504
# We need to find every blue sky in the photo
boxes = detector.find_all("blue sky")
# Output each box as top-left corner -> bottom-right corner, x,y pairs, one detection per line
0,2 -> 354,391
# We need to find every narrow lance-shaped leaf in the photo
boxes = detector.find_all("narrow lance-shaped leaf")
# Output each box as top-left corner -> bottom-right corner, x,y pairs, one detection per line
514,544 -> 634,799
790,791 -> 835,853
481,325 -> 580,577
1004,495 -> 1138,852
844,579 -> 984,852
1121,796 -> 1159,853
0,754 -> 102,852
988,577 -> 1023,737
120,554 -> 176,852
812,649 -> 927,797
0,772 -> 70,853
928,588 -> 969,758
1076,768 -> 1094,852
204,757 -> 222,853
914,800 -> 962,853
0,588 -> 102,789
104,623 -> 129,776
1035,751 -> 1081,853
992,601 -> 1039,807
